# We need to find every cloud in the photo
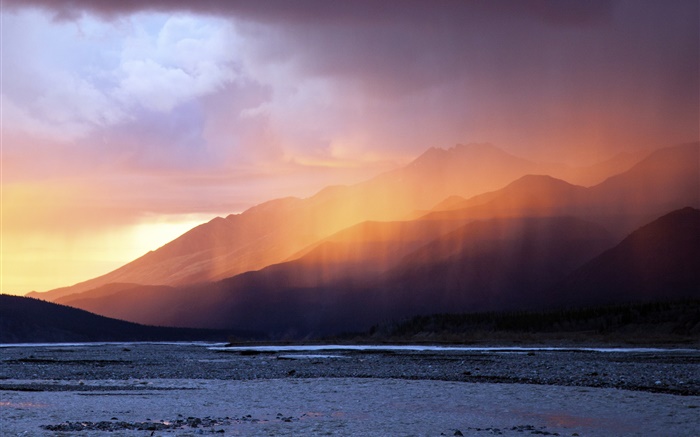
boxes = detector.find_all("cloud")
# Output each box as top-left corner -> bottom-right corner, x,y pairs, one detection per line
117,57 -> 232,112
2,10 -> 239,141
1,11 -> 122,141
115,14 -> 238,112
3,0 -> 616,26
1,1 -> 619,102
3,0 -> 698,183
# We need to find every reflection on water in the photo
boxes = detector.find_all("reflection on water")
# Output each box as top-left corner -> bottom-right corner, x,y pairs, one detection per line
543,413 -> 598,427
277,354 -> 348,360
515,409 -> 636,435
209,344 -> 697,354
0,341 -> 227,348
0,401 -> 47,408
0,342 -> 695,354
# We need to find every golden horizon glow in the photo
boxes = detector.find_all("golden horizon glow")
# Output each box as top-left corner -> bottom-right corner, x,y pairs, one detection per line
2,213 -> 212,296
2,1 -> 697,299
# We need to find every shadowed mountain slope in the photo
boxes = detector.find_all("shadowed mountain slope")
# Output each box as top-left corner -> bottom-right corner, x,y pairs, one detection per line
54,284 -> 177,324
552,207 -> 700,306
192,209 -> 700,336
372,216 -> 615,316
30,141 -> 697,337
54,219 -> 470,328
53,216 -> 614,336
0,294 -> 236,343
30,143 -> 648,302
47,209 -> 697,338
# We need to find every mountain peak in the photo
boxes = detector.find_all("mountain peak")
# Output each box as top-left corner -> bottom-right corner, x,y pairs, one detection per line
410,146 -> 447,165
497,174 -> 586,197
509,173 -> 579,187
411,143 -> 512,166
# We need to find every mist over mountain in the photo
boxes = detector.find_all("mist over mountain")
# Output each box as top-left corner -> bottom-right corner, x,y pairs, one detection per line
24,142 -> 699,339
552,207 -> 700,306
382,216 -> 614,311
29,143 -> 653,302
54,283 -> 178,325
424,143 -> 699,237
48,216 -> 612,334
46,209 -> 698,338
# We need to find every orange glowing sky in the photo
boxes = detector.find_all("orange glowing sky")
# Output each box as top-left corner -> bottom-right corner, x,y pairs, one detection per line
1,0 -> 698,295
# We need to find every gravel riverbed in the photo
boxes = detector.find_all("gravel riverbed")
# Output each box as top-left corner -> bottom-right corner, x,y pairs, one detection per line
1,343 -> 698,436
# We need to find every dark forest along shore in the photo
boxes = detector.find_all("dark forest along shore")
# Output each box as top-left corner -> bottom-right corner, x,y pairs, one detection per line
1,343 -> 698,435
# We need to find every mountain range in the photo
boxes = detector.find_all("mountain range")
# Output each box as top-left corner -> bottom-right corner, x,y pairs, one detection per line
25,142 -> 700,339
29,143 -> 650,300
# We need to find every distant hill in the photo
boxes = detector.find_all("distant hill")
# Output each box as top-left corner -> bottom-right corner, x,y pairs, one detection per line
30,143 -> 646,301
551,207 -> 700,306
424,143 -> 699,237
423,174 -> 589,219
0,294 -> 242,343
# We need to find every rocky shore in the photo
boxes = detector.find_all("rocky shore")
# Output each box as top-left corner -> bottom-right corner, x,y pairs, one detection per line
2,343 -> 698,395
1,343 -> 698,435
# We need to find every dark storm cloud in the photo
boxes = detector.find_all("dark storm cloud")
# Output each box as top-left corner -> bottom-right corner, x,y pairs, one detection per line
6,0 -> 698,157
4,0 -> 614,26
4,0 -> 686,99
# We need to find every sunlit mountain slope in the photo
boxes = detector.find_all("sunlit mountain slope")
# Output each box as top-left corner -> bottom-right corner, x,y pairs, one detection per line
34,143 -> 626,301
50,216 -> 613,333
423,143 -> 699,237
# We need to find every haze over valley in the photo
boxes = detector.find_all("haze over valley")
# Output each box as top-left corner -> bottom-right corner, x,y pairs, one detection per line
4,5 -> 700,437
17,142 -> 699,339
2,0 -> 698,342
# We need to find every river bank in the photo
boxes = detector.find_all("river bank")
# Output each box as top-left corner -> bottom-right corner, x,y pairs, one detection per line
1,343 -> 698,435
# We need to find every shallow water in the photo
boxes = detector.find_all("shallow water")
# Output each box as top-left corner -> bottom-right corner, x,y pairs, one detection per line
2,377 -> 698,436
1,343 -> 698,435
210,343 -> 698,353
2,341 -> 695,353
0,341 -> 226,349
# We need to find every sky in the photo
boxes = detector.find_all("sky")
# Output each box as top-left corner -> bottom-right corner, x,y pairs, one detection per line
1,0 -> 698,295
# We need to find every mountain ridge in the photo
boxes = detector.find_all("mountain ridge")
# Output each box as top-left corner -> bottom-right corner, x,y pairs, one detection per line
33,142 -> 637,301
551,207 -> 700,306
422,143 -> 699,237
38,207 -> 700,338
15,138 -> 699,340
50,215 -> 616,334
